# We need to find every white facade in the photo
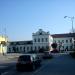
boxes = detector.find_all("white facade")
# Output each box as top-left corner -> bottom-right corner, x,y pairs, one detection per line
52,33 -> 75,51
7,29 -> 53,53
7,29 -> 75,53
32,29 -> 53,51
7,41 -> 33,53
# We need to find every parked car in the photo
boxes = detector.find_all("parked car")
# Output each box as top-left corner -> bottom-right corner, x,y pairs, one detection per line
43,51 -> 53,59
16,54 -> 41,71
51,49 -> 59,53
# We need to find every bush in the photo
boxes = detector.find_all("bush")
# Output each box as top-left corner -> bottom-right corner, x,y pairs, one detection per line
70,52 -> 75,58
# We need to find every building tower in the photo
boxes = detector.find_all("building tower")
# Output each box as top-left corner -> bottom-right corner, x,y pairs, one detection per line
32,29 -> 53,52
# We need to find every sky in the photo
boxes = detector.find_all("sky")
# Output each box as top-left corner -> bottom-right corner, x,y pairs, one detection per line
0,0 -> 75,41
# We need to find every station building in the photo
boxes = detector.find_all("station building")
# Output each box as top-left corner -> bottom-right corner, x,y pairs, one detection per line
7,29 -> 75,53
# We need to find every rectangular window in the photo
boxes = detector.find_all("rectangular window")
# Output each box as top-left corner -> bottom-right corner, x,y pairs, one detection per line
62,40 -> 64,43
66,40 -> 68,43
24,47 -> 25,50
34,38 -> 36,42
38,38 -> 40,42
38,46 -> 40,50
70,39 -> 72,43
46,38 -> 48,42
35,46 -> 36,50
27,47 -> 29,50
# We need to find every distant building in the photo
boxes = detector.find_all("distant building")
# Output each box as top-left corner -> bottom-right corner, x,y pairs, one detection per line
7,29 -> 75,53
52,33 -> 75,52
0,36 -> 8,54
8,40 -> 33,53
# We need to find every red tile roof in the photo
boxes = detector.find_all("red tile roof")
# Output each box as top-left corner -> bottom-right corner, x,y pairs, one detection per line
51,33 -> 75,38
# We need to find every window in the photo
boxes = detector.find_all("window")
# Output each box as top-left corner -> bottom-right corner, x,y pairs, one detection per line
70,39 -> 72,43
27,47 -> 29,50
24,47 -> 25,50
39,32 -> 42,35
46,38 -> 48,42
34,38 -> 36,42
62,40 -> 64,43
9,48 -> 11,52
35,46 -> 36,50
38,38 -> 40,42
46,46 -> 49,50
42,38 -> 44,42
38,46 -> 40,50
66,40 -> 68,43
9,48 -> 11,50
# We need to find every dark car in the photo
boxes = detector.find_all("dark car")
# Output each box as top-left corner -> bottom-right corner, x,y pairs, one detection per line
16,54 -> 41,71
51,49 -> 59,53
43,51 -> 53,59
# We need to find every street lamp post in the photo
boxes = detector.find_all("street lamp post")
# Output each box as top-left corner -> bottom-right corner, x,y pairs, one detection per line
64,16 -> 75,50
64,16 -> 74,33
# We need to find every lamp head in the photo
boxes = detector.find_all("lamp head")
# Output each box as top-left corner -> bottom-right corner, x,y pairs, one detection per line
64,16 -> 67,18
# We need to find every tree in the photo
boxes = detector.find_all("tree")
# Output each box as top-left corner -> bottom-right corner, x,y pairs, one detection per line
51,43 -> 57,49
51,43 -> 59,53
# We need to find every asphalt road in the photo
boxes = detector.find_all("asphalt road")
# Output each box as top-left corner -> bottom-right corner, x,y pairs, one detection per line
0,61 -> 16,75
0,54 -> 75,75
32,54 -> 75,75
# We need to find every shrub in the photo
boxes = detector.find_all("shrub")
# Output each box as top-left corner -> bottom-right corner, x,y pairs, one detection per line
70,51 -> 75,58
